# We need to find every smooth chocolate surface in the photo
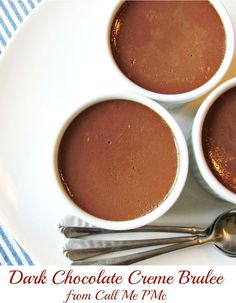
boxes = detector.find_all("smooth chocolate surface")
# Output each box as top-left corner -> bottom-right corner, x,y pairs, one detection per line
202,88 -> 236,194
110,1 -> 225,94
58,100 -> 178,221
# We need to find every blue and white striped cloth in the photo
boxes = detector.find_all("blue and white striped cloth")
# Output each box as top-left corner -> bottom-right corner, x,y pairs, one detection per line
0,0 -> 41,53
0,0 -> 42,265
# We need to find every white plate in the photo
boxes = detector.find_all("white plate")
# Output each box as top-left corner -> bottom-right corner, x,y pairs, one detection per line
0,0 -> 236,265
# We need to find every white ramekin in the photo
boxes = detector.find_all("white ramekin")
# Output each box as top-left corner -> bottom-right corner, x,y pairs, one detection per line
191,77 -> 236,204
55,93 -> 189,230
107,0 -> 234,107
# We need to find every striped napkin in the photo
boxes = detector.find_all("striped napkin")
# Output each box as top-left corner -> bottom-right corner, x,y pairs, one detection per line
0,0 -> 42,265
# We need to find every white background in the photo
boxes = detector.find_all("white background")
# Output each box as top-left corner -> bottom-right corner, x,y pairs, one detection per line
0,266 -> 234,303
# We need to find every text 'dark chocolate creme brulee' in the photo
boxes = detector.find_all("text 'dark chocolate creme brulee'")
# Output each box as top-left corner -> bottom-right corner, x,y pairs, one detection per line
58,100 -> 178,221
202,88 -> 236,194
110,1 -> 226,94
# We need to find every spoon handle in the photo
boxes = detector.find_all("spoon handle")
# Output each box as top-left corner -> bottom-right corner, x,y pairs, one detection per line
62,225 -> 206,238
65,235 -> 198,261
72,237 -> 210,265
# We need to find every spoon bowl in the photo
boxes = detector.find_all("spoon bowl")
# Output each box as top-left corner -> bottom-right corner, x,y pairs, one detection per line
211,209 -> 236,256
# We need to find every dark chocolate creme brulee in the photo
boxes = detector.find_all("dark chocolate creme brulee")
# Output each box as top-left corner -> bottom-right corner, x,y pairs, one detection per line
110,1 -> 226,94
58,100 -> 178,221
202,88 -> 236,194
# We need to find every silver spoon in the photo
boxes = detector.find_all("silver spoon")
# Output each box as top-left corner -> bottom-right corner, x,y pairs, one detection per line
65,235 -> 198,261
72,208 -> 236,265
63,219 -> 207,261
62,225 -> 205,238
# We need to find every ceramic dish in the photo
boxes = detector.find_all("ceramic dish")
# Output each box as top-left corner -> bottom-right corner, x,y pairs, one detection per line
192,78 -> 236,204
55,93 -> 188,230
107,0 -> 235,106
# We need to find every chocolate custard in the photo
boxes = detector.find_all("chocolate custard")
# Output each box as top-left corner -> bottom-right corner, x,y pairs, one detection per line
110,1 -> 226,94
202,88 -> 236,194
58,100 -> 178,221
